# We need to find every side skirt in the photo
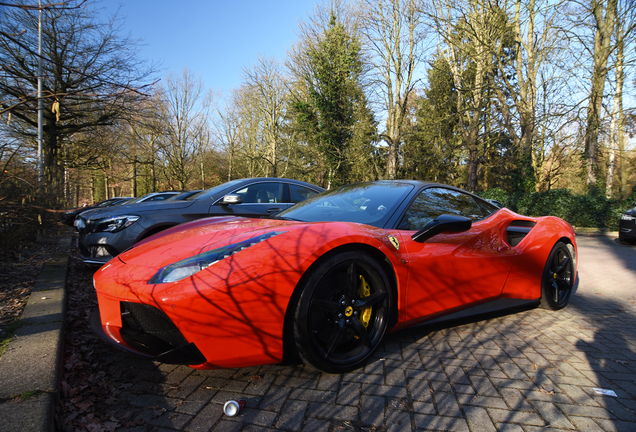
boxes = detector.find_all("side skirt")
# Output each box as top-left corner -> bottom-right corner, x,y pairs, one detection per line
419,297 -> 540,327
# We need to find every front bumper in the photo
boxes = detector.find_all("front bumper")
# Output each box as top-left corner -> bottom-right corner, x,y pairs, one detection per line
78,226 -> 144,264
90,306 -> 206,365
619,218 -> 636,241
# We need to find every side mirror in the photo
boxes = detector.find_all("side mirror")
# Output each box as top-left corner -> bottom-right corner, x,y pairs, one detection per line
411,214 -> 472,243
221,194 -> 242,205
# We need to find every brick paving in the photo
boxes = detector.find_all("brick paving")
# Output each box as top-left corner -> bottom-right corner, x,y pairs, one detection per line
88,235 -> 636,431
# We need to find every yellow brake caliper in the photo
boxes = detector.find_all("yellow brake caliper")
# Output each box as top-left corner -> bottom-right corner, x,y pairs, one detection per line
358,275 -> 372,328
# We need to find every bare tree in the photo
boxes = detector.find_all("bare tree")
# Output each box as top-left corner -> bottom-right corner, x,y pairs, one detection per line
425,0 -> 502,191
154,68 -> 212,190
492,0 -> 571,192
581,0 -> 617,187
123,99 -> 166,194
604,0 -> 636,198
358,0 -> 428,179
0,1 -> 155,196
241,56 -> 291,178
213,92 -> 243,181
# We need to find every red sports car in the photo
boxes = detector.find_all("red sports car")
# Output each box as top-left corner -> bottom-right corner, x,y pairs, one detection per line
92,181 -> 577,373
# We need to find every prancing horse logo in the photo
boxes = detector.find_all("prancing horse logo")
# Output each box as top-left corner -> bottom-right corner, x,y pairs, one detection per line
388,235 -> 400,251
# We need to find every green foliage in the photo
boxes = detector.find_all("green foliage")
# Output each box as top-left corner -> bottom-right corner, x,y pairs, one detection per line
477,187 -> 510,207
292,14 -> 376,187
402,56 -> 463,183
505,188 -> 632,230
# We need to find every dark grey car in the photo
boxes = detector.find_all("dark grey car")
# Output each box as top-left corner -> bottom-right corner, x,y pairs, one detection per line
619,202 -> 636,245
76,178 -> 325,265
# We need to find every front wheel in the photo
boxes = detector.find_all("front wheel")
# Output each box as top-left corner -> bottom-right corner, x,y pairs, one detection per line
292,251 -> 391,373
540,241 -> 575,310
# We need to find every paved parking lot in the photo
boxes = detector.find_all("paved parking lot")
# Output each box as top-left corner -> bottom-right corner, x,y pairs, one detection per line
73,235 -> 636,432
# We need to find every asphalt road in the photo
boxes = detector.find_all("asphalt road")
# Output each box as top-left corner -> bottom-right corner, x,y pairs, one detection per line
65,234 -> 636,432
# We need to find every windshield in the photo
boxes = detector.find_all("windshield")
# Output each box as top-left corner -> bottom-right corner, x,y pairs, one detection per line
275,182 -> 414,227
186,179 -> 244,201
125,193 -> 153,204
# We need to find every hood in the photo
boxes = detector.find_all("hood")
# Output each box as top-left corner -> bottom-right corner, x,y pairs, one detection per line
95,217 -> 398,300
117,217 -> 298,269
81,199 -> 196,221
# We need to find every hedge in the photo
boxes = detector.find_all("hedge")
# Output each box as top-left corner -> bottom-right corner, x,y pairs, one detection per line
478,188 -> 634,231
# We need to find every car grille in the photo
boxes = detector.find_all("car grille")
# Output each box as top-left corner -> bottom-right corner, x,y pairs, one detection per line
79,244 -> 117,260
120,302 -> 190,353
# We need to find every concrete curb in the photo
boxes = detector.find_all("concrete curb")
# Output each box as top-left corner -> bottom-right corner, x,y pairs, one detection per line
574,227 -> 619,237
0,237 -> 70,432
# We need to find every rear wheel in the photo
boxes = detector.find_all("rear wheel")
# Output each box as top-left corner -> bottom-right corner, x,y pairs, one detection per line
293,251 -> 391,373
540,241 -> 575,310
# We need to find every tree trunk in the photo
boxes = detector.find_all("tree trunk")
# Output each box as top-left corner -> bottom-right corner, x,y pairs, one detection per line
584,0 -> 617,187
605,80 -> 620,197
132,159 -> 137,197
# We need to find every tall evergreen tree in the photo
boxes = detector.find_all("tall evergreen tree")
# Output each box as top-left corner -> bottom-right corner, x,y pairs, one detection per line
403,55 -> 463,184
293,14 -> 376,188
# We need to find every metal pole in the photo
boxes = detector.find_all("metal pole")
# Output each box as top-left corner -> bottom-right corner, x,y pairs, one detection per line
37,0 -> 43,185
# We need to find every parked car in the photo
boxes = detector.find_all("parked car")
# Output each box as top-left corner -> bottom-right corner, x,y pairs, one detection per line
619,202 -> 636,245
165,190 -> 203,201
486,198 -> 505,208
76,178 -> 324,265
71,193 -> 179,230
91,180 -> 577,373
61,197 -> 132,226
122,191 -> 181,204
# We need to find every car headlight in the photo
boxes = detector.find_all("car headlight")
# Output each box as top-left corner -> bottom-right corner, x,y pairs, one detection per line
94,215 -> 140,233
74,218 -> 85,229
621,214 -> 635,221
149,231 -> 286,284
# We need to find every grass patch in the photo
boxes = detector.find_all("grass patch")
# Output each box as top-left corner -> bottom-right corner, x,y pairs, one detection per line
19,390 -> 44,401
0,320 -> 23,358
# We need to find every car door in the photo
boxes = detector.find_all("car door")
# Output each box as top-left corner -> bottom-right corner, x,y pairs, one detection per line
209,181 -> 294,217
398,187 -> 513,323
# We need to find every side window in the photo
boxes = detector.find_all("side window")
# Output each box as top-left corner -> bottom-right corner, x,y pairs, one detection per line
448,190 -> 484,220
290,185 -> 320,203
233,182 -> 284,204
399,187 -> 484,231
475,197 -> 499,218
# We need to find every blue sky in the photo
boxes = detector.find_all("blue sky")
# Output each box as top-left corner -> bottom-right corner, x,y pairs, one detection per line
101,0 -> 319,93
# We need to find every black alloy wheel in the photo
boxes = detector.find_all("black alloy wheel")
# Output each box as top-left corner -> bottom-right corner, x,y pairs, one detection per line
540,241 -> 575,310
293,251 -> 391,373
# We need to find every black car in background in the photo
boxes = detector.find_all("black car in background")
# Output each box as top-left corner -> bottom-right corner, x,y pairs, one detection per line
76,178 -> 325,265
61,197 -> 132,226
164,190 -> 203,201
119,191 -> 181,205
619,202 -> 636,245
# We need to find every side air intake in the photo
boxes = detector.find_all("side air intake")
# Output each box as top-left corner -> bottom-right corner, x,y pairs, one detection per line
506,220 -> 536,247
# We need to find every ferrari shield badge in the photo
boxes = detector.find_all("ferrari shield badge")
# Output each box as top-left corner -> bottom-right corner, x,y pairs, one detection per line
388,235 -> 400,251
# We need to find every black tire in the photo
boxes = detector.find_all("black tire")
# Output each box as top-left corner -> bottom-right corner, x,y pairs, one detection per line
292,251 -> 391,373
619,237 -> 636,245
539,241 -> 575,310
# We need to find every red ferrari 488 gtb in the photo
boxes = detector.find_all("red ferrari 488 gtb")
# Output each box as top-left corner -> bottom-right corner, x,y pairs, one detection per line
92,180 -> 577,373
